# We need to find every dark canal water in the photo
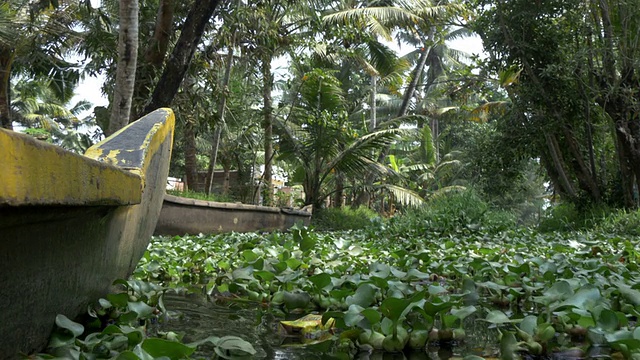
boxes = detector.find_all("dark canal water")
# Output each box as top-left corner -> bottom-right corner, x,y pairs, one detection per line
159,292 -> 500,360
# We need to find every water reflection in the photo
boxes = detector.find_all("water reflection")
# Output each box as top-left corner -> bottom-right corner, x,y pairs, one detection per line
161,292 -> 346,359
160,292 -> 498,359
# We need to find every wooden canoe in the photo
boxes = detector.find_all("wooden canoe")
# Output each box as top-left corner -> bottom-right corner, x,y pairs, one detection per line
0,108 -> 175,358
154,194 -> 312,236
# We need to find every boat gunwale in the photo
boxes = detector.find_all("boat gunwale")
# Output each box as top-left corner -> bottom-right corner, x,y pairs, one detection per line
163,194 -> 312,216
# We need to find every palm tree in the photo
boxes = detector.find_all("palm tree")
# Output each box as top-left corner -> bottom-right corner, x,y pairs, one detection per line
11,77 -> 94,153
238,0 -> 315,205
322,0 -> 466,206
276,68 -> 406,209
324,0 -> 465,118
0,1 -> 79,130
107,0 -> 139,135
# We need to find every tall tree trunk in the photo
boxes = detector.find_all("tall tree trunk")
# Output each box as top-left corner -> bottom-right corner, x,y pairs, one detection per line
184,118 -> 198,191
334,173 -> 345,207
370,74 -> 377,131
132,0 -> 175,119
562,126 -> 601,202
108,0 -> 139,135
206,32 -> 235,195
545,133 -> 577,199
262,55 -> 274,206
430,118 -> 439,163
142,0 -> 223,115
597,0 -> 616,83
397,30 -> 434,118
353,39 -> 434,207
613,126 -> 635,207
613,114 -> 640,207
594,0 -> 640,207
0,46 -> 13,130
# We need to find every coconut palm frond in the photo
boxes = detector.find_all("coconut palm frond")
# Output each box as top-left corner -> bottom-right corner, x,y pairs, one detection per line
366,39 -> 405,77
442,150 -> 463,160
366,14 -> 393,42
69,100 -> 92,115
274,117 -> 310,165
445,27 -> 474,42
434,159 -> 462,172
406,163 -> 431,172
323,7 -> 420,38
376,113 -> 428,129
418,171 -> 435,182
412,3 -> 465,19
328,128 -> 404,175
299,69 -> 346,112
353,56 -> 378,76
379,183 -> 424,207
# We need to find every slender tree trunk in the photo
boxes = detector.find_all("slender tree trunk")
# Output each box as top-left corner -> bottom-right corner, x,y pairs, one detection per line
108,0 -> 139,135
0,46 -> 13,130
251,152 -> 260,204
142,0 -> 223,115
597,0 -> 616,83
334,173 -> 345,207
540,155 -> 563,200
262,54 -> 274,206
184,118 -> 198,191
397,30 -> 434,118
206,33 -> 235,195
370,75 -> 377,131
545,133 -> 577,198
353,40 -> 433,207
613,115 -> 640,207
613,126 -> 635,207
562,126 -> 601,202
430,118 -> 439,163
132,0 -> 175,119
584,34 -> 598,183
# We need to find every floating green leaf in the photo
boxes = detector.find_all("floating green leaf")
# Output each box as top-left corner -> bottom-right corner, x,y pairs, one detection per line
141,338 -> 195,359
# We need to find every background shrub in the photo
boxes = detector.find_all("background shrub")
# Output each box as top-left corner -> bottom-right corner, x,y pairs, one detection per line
311,206 -> 380,231
385,189 -> 517,236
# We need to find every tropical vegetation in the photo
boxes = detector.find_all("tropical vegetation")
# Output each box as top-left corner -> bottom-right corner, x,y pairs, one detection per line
5,0 -> 640,216
8,0 -> 640,358
35,209 -> 640,359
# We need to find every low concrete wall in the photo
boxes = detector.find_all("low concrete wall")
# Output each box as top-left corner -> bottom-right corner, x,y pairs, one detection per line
154,195 -> 312,236
0,108 -> 175,358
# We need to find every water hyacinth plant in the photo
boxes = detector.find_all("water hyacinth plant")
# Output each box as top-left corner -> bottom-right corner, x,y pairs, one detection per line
128,224 -> 640,359
33,279 -> 256,359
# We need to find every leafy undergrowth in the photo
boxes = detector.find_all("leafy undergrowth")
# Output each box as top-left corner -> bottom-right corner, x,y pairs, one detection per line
133,225 -> 640,359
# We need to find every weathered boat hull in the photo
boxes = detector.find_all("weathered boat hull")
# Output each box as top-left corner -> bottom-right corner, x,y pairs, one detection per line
154,195 -> 312,236
0,109 -> 175,358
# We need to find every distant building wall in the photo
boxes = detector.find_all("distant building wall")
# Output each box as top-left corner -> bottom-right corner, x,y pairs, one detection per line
186,170 -> 239,193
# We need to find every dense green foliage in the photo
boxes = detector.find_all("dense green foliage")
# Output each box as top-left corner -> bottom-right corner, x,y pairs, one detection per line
387,189 -> 518,236
7,0 -> 640,215
310,206 -> 380,231
12,0 -> 640,358
32,191 -> 640,359
125,211 -> 640,359
539,203 -> 640,236
166,189 -> 234,203
469,0 -> 640,208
